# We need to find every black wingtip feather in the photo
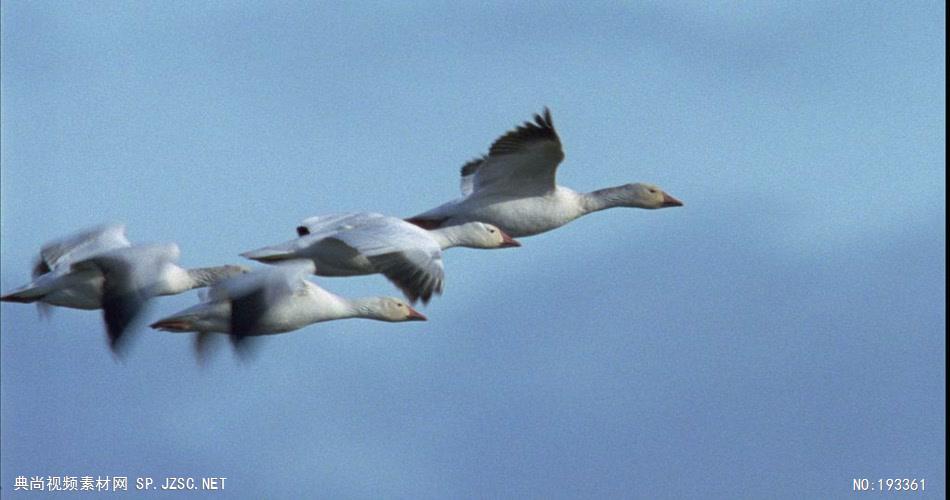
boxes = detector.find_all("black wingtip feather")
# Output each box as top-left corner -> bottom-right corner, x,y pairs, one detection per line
101,291 -> 146,354
488,107 -> 560,157
229,287 -> 268,342
460,156 -> 487,177
540,107 -> 553,127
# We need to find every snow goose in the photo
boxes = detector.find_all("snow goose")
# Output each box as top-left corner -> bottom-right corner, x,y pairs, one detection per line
150,260 -> 427,352
407,108 -> 683,237
1,224 -> 248,351
239,212 -> 520,304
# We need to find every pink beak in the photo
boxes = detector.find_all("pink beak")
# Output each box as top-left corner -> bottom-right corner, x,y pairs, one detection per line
500,230 -> 521,248
661,192 -> 684,207
406,307 -> 428,321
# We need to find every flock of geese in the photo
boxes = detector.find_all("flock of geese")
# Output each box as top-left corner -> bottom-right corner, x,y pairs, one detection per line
2,108 -> 683,357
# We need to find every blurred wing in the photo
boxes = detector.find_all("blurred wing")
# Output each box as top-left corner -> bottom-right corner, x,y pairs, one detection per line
75,256 -> 146,352
228,333 -> 261,361
214,260 -> 314,301
191,331 -> 259,364
229,285 -> 270,342
465,108 -> 564,197
71,243 -> 177,352
205,265 -> 270,303
38,223 -> 131,274
226,260 -> 315,339
193,331 -> 217,365
264,260 -> 319,295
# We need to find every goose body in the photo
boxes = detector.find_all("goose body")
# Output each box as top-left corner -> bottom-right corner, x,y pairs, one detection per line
151,283 -> 347,335
240,212 -> 519,303
408,108 -> 683,237
151,260 -> 427,339
422,187 -> 589,238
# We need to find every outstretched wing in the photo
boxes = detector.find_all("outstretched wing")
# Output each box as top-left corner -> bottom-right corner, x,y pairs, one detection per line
463,108 -> 564,197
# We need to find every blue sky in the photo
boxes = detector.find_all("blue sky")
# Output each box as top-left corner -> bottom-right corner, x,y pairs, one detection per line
1,1 -> 945,498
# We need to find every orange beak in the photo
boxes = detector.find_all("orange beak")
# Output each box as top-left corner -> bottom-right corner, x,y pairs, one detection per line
406,307 -> 428,321
500,230 -> 521,248
661,192 -> 683,207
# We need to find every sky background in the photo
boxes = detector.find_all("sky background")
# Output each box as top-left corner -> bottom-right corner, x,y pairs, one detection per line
1,1 -> 945,498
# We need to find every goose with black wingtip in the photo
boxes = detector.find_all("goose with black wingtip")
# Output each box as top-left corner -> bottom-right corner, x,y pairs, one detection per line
150,260 -> 427,350
407,108 -> 683,237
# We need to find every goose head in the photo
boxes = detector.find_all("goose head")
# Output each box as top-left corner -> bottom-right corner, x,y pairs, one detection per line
360,297 -> 428,322
451,222 -> 521,249
618,183 -> 683,209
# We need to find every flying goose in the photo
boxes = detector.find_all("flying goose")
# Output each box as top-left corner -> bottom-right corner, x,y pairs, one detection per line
150,260 -> 427,354
407,108 -> 683,237
1,224 -> 247,351
240,212 -> 519,304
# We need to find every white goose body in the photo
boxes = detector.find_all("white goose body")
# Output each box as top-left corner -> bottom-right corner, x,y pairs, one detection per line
154,280 -> 352,334
151,261 -> 427,338
240,212 -> 519,303
408,108 -> 683,238
422,187 -> 588,238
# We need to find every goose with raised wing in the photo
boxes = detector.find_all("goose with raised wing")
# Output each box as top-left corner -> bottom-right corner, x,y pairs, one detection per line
240,212 -> 520,304
407,108 -> 683,237
150,260 -> 427,351
1,224 -> 248,350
